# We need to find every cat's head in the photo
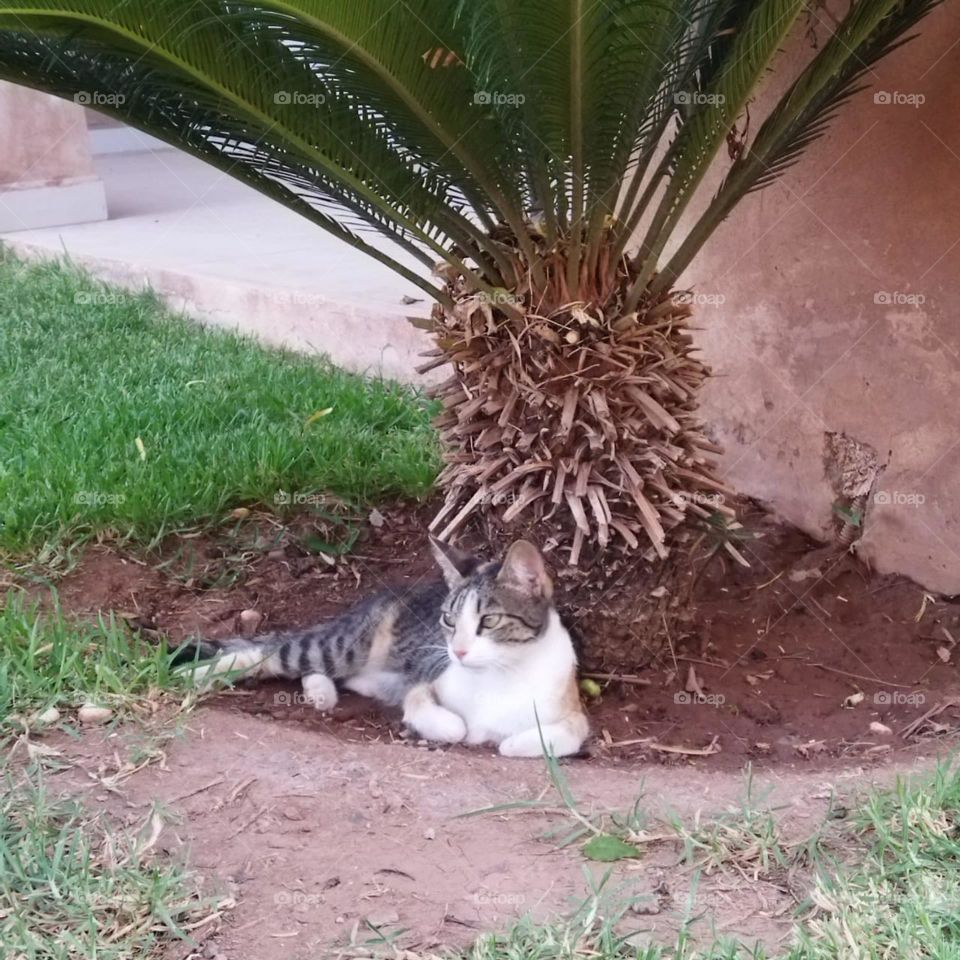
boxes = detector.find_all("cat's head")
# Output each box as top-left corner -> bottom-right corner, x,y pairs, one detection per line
430,537 -> 555,669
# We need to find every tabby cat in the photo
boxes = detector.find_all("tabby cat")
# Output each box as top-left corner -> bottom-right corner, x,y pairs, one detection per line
180,538 -> 589,757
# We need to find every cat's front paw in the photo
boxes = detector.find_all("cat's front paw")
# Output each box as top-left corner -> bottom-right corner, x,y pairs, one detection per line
301,673 -> 338,711
408,704 -> 467,744
499,722 -> 586,758
498,730 -> 544,758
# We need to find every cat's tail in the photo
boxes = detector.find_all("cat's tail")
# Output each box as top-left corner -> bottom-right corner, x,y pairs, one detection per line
172,631 -> 310,686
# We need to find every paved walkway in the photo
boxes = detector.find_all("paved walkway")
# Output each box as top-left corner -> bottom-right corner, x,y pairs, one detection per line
1,147 -> 435,383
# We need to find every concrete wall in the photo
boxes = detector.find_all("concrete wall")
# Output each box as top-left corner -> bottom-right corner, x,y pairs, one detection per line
0,81 -> 106,230
688,4 -> 960,594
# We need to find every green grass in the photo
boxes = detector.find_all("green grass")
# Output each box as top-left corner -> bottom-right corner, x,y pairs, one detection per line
0,590 -> 187,736
0,592 -> 211,958
0,252 -> 439,555
0,770 -> 212,959
455,762 -> 960,960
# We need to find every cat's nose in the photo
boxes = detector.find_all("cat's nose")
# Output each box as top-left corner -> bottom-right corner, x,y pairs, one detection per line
452,648 -> 468,660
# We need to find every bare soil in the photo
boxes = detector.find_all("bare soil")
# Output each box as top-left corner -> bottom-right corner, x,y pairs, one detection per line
50,500 -> 960,769
25,500 -> 960,957
44,708 -> 943,960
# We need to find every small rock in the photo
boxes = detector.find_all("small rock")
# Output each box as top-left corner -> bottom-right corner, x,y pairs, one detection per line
366,908 -> 400,927
268,549 -> 286,561
630,900 -> 661,916
230,507 -> 250,520
423,827 -> 436,841
870,721 -> 893,736
78,704 -> 113,725
649,585 -> 668,598
368,508 -> 386,528
238,610 -> 263,637
33,706 -> 61,726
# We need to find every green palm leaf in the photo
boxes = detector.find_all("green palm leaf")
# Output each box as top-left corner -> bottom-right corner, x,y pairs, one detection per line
654,0 -> 943,293
0,0 -> 941,564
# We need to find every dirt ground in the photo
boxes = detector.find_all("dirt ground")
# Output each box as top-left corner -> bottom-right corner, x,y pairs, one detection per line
45,708 -> 946,960
51,500 -> 960,769
23,499 -> 960,956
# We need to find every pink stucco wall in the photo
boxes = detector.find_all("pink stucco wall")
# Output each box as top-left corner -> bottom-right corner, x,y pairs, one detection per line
686,4 -> 960,594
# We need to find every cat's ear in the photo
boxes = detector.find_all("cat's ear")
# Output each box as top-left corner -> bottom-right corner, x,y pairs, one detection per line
498,541 -> 553,600
429,536 -> 480,587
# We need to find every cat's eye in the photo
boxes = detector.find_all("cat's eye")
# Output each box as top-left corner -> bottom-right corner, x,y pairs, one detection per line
440,612 -> 456,628
479,615 -> 503,631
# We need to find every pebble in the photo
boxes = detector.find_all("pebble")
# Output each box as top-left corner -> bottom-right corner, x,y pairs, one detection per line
33,706 -> 61,726
365,908 -> 400,927
78,704 -> 113,725
239,609 -> 263,636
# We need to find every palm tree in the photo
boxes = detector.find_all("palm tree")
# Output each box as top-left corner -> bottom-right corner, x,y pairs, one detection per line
0,0 -> 939,566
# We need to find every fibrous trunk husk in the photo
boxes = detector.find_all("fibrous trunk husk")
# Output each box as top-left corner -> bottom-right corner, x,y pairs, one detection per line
419,252 -> 734,568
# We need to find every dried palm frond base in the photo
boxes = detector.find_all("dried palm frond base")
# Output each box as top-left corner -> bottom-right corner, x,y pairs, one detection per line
420,250 -> 736,570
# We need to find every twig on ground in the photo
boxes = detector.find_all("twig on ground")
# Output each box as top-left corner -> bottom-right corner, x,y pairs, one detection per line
582,671 -> 651,687
605,735 -> 721,756
808,663 -> 913,688
901,698 -> 959,739
168,777 -> 224,805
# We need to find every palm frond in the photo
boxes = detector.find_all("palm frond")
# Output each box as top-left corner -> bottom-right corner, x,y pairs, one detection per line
653,0 -> 944,293
625,0 -> 809,309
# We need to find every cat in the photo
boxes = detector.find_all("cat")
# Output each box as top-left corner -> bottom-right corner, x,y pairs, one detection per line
178,538 -> 589,758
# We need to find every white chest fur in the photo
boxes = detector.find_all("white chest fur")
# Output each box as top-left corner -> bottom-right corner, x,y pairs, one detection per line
433,611 -> 577,746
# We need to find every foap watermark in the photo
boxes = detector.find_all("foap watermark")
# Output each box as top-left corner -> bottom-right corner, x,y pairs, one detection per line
474,91 -> 526,107
273,891 -> 322,909
874,690 -> 926,706
675,91 -> 725,107
74,91 -> 126,107
274,90 -> 326,107
873,90 -> 925,108
479,290 -> 524,308
674,691 -> 726,707
480,490 -> 521,508
873,490 -> 926,508
673,491 -> 726,509
675,290 -> 726,307
473,891 -> 526,907
267,291 -> 326,308
74,490 -> 126,506
874,290 -> 926,306
74,291 -> 130,307
274,691 -> 330,708
274,490 -> 328,507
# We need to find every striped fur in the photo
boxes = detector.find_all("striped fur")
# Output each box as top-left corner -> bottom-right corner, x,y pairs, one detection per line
179,538 -> 589,756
